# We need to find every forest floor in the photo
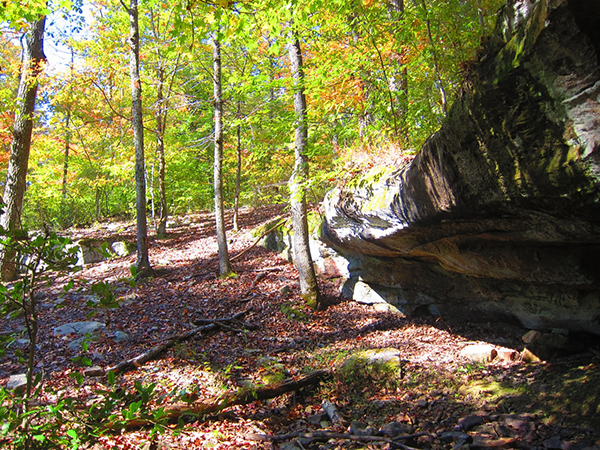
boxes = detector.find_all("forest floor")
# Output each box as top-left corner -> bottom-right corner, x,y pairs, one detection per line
1,205 -> 600,449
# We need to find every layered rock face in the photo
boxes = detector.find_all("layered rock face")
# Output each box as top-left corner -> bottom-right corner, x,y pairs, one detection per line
321,0 -> 600,334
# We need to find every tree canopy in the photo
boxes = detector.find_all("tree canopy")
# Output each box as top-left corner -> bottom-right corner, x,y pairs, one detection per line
0,0 -> 503,229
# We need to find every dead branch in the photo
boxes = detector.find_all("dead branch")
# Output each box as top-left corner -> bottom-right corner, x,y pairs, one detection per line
98,309 -> 251,377
118,369 -> 331,429
245,430 -> 425,448
241,272 -> 267,299
230,217 -> 287,262
322,399 -> 344,424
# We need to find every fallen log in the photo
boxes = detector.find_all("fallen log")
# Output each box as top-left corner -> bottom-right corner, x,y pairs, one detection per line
119,369 -> 331,429
95,309 -> 251,377
230,217 -> 287,262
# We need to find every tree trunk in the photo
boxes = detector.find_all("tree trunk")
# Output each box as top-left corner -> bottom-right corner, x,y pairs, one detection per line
155,66 -> 168,238
418,0 -> 447,115
233,101 -> 242,232
287,29 -> 321,309
212,35 -> 233,277
60,47 -> 75,223
0,17 -> 47,281
125,0 -> 152,276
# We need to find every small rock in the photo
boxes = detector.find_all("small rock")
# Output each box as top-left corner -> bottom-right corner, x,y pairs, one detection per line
543,436 -> 569,449
349,422 -> 377,436
458,414 -> 488,431
113,331 -> 129,342
280,442 -> 303,450
522,330 -> 543,344
83,366 -> 105,377
54,321 -> 106,337
459,344 -> 497,363
13,338 -> 31,349
521,347 -> 541,363
378,421 -> 413,437
416,399 -> 429,408
307,413 -> 327,425
471,436 -> 517,448
279,285 -> 291,296
67,336 -> 88,351
441,431 -> 472,445
6,373 -> 27,392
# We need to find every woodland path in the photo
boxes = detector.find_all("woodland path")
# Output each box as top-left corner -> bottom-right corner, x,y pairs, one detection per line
1,205 -> 599,449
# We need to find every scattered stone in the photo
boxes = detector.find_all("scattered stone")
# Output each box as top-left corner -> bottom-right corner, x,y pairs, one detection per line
6,373 -> 27,392
378,421 -> 413,437
280,442 -> 303,450
349,422 -> 377,436
279,285 -> 291,296
522,329 -> 570,349
83,366 -> 105,377
440,431 -> 472,445
53,321 -> 107,337
111,241 -> 135,257
458,414 -> 488,431
522,330 -> 543,344
459,344 -> 497,363
340,348 -> 403,379
307,413 -> 327,426
471,436 -> 517,448
67,336 -> 89,351
416,399 -> 429,408
113,331 -> 129,342
521,347 -> 542,363
13,338 -> 31,349
543,436 -> 571,449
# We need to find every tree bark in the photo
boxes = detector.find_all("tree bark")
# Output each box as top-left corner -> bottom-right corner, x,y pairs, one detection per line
287,29 -> 321,309
418,0 -> 447,115
212,34 -> 233,277
124,0 -> 152,276
233,101 -> 242,232
155,66 -> 168,238
0,17 -> 47,281
149,7 -> 176,239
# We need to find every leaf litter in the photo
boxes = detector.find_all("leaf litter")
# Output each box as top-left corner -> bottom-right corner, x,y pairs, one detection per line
1,205 -> 599,449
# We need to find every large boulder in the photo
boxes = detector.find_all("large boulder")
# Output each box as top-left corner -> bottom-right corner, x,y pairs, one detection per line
321,0 -> 600,334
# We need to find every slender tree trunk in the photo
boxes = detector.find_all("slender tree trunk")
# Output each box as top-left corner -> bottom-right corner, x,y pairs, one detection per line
124,0 -> 152,276
233,101 -> 242,232
476,0 -> 485,35
155,67 -> 168,237
60,48 -> 75,221
0,17 -> 47,281
287,29 -> 321,309
212,35 -> 233,277
149,8 -> 174,238
418,0 -> 447,115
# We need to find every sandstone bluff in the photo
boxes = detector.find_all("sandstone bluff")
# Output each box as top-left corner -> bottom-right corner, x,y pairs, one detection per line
321,0 -> 600,335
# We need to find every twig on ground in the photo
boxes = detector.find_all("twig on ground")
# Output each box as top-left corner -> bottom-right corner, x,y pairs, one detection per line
230,217 -> 287,262
97,309 -> 252,377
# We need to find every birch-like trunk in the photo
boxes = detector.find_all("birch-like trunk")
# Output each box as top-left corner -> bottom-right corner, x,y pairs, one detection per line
0,17 -> 47,281
213,35 -> 233,277
287,30 -> 321,309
